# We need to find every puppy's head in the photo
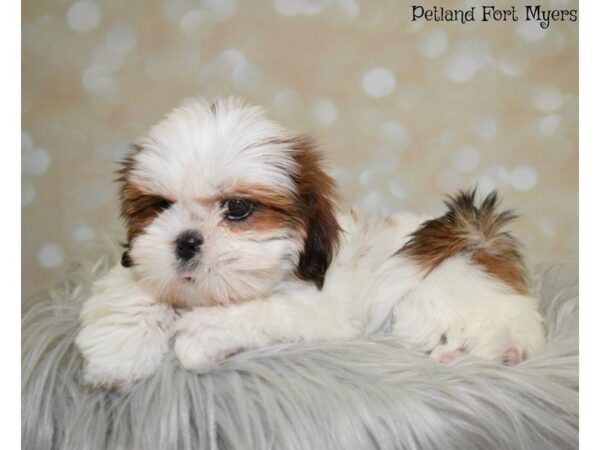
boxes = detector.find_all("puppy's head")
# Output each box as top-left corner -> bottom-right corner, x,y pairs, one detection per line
119,98 -> 339,307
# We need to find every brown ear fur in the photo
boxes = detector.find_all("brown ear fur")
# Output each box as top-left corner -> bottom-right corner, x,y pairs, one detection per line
117,144 -> 167,246
288,136 -> 340,289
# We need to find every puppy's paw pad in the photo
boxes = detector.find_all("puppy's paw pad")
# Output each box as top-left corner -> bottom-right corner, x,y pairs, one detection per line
502,346 -> 523,366
438,350 -> 462,364
430,345 -> 466,364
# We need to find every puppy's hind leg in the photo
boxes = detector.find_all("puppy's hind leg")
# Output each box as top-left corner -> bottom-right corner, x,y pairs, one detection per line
392,255 -> 545,364
391,189 -> 545,364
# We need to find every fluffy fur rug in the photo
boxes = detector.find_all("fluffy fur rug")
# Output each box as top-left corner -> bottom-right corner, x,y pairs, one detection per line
22,251 -> 578,450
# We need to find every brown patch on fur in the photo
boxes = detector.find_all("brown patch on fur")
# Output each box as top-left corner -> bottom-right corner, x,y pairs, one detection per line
222,135 -> 341,291
227,136 -> 340,289
209,101 -> 218,116
221,183 -> 303,234
471,251 -> 529,295
118,144 -> 174,244
223,184 -> 297,212
400,189 -> 530,294
237,208 -> 295,233
288,136 -> 340,289
120,183 -> 173,242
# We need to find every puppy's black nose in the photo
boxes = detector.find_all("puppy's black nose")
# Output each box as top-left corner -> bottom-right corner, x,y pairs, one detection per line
175,230 -> 203,261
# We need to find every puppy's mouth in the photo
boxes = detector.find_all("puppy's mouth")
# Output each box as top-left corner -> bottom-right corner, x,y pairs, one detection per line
180,271 -> 195,282
178,262 -> 199,282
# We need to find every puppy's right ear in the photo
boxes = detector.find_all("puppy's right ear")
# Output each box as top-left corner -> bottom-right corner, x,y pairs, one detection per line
117,145 -> 142,247
117,144 -> 154,251
117,147 -> 137,269
117,144 -> 171,268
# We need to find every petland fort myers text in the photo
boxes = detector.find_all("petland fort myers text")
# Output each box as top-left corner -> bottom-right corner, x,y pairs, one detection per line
411,5 -> 578,29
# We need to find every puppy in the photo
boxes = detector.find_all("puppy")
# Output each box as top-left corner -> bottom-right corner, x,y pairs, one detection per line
75,97 -> 544,388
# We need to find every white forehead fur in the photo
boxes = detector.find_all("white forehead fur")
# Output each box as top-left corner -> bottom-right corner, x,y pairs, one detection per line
131,97 -> 298,198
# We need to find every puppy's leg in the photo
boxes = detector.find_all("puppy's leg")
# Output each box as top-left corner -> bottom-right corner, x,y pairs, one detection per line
452,292 -> 545,365
175,284 -> 361,372
392,255 -> 545,364
390,190 -> 545,363
75,265 -> 176,388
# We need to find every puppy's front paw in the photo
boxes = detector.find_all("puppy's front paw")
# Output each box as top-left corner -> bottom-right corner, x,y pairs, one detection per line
77,309 -> 176,388
174,329 -> 228,372
75,266 -> 177,389
174,308 -> 246,373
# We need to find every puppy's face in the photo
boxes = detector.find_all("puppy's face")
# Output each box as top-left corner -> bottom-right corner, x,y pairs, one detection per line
119,98 -> 339,308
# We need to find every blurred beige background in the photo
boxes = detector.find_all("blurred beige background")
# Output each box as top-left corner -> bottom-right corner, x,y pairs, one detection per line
22,0 -> 578,300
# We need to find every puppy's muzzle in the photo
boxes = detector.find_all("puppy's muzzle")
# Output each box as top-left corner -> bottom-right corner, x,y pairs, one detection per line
175,230 -> 204,261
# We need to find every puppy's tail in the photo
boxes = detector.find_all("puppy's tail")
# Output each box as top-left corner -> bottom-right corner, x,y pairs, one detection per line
398,188 -> 529,294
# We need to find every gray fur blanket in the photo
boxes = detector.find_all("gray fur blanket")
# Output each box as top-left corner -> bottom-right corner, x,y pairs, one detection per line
22,253 -> 578,450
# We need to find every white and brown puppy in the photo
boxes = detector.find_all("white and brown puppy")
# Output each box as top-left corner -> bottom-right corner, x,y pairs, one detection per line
75,97 -> 545,388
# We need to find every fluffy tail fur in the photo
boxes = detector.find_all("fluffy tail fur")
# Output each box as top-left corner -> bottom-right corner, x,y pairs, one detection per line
399,189 -> 529,294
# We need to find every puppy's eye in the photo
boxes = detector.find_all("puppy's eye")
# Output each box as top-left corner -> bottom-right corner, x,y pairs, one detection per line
154,198 -> 174,212
223,199 -> 255,221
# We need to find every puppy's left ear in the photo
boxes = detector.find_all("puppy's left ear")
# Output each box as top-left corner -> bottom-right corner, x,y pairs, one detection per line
291,136 -> 341,289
